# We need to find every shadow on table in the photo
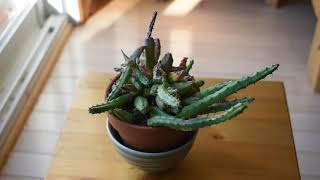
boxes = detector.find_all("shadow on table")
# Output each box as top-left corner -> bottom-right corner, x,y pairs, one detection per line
138,130 -> 267,180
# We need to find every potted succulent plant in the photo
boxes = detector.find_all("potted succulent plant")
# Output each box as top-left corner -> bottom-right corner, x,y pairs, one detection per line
88,12 -> 279,172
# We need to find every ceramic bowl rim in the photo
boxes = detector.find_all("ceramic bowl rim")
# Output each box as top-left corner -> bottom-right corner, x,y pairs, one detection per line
106,121 -> 197,157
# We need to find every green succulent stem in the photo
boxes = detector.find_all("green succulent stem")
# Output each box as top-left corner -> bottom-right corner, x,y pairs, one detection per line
177,64 -> 279,118
183,59 -> 194,76
130,46 -> 145,63
199,97 -> 255,115
149,84 -> 159,95
146,11 -> 157,38
107,64 -> 132,101
131,77 -> 143,91
173,80 -> 204,94
134,66 -> 151,86
182,96 -> 200,105
112,108 -> 134,122
160,53 -> 173,74
134,96 -> 149,114
145,37 -> 156,71
122,50 -> 151,86
150,106 -> 171,116
157,78 -> 180,108
154,38 -> 161,62
148,103 -> 247,131
192,80 -> 232,99
89,94 -> 132,114
143,11 -> 158,71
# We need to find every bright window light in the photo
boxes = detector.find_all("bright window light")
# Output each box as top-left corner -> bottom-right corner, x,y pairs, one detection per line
163,0 -> 202,16
64,0 -> 80,22
80,0 -> 141,42
47,0 -> 80,22
47,0 -> 63,13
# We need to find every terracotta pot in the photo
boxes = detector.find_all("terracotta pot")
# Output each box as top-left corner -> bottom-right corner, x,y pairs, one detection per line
106,75 -> 194,152
106,122 -> 197,172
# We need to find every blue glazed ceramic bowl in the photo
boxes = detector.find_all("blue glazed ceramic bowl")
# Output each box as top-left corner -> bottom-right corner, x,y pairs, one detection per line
106,122 -> 197,173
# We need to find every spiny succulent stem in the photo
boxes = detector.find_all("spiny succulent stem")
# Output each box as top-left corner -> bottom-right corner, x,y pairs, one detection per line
131,77 -> 143,91
198,97 -> 255,115
148,103 -> 247,131
174,80 -> 204,94
130,46 -> 145,62
112,108 -> 134,122
157,78 -> 180,108
154,38 -> 161,61
160,53 -> 173,74
182,96 -> 200,105
145,37 -> 156,70
177,64 -> 279,118
150,106 -> 171,116
146,11 -> 158,38
134,96 -> 149,114
107,65 -> 132,101
192,80 -> 233,99
183,59 -> 194,76
122,50 -> 151,86
89,94 -> 132,114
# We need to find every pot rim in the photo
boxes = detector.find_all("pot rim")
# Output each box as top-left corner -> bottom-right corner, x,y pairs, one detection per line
108,112 -> 184,131
106,121 -> 197,156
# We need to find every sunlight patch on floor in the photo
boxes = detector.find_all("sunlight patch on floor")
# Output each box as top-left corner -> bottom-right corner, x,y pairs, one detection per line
78,0 -> 141,42
163,0 -> 202,16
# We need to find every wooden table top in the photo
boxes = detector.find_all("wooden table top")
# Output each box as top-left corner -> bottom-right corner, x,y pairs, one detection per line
46,72 -> 300,180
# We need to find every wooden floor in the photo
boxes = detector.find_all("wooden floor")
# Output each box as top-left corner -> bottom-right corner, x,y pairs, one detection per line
1,0 -> 319,179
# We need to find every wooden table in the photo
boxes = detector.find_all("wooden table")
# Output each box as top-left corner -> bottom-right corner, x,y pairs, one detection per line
46,72 -> 300,180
